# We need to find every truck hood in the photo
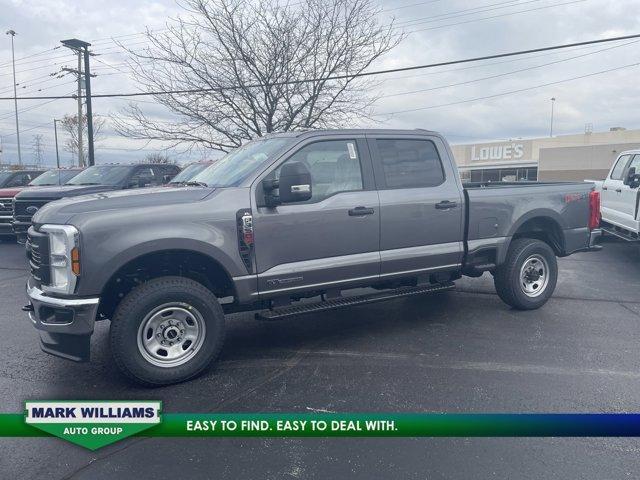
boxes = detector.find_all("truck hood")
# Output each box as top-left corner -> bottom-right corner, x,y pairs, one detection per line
15,184 -> 118,200
33,186 -> 213,225
0,186 -> 25,198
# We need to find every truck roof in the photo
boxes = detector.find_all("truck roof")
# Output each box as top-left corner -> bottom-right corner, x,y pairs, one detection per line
264,128 -> 442,139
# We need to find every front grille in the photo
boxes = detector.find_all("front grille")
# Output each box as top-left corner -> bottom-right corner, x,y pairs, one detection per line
13,198 -> 51,224
27,229 -> 50,287
0,198 -> 12,216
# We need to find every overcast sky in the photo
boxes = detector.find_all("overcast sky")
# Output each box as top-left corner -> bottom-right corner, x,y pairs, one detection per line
1,0 -> 640,166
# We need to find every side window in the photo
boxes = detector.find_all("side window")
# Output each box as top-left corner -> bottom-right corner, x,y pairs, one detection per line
610,155 -> 631,180
623,155 -> 640,177
152,165 -> 175,184
130,167 -> 156,187
375,139 -> 445,189
275,140 -> 363,202
6,173 -> 26,187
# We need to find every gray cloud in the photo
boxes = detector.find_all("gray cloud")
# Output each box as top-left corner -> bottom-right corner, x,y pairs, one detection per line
1,0 -> 639,166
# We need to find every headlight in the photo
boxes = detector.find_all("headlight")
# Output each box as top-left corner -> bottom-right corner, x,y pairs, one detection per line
40,224 -> 80,295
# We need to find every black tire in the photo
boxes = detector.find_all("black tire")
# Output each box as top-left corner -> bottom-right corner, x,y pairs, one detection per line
493,238 -> 558,310
109,276 -> 225,387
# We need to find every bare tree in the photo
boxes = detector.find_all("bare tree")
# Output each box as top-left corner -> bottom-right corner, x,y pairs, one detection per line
32,135 -> 44,165
143,152 -> 173,164
60,114 -> 106,165
113,0 -> 401,152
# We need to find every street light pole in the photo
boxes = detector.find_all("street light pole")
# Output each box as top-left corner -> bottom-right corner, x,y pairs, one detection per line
6,30 -> 22,165
550,97 -> 556,137
53,119 -> 60,168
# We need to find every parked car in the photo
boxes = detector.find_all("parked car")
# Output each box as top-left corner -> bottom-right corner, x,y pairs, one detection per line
12,163 -> 180,242
0,169 -> 68,236
590,149 -> 640,241
0,169 -> 45,188
167,161 -> 215,186
23,129 -> 601,386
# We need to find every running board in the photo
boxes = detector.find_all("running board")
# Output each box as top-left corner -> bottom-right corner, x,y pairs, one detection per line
601,223 -> 640,242
255,282 -> 455,321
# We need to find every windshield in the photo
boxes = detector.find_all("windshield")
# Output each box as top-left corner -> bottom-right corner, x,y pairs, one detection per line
170,163 -> 212,183
0,172 -> 14,187
66,165 -> 132,186
29,169 -> 82,186
193,138 -> 291,187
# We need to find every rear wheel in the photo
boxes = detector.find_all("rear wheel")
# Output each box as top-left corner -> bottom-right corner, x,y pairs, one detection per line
494,238 -> 557,310
110,276 -> 225,386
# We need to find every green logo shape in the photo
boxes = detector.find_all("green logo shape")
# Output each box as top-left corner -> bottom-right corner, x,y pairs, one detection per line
25,401 -> 161,450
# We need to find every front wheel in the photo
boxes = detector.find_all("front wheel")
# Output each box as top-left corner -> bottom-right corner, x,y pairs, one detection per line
109,276 -> 225,386
493,238 -> 558,310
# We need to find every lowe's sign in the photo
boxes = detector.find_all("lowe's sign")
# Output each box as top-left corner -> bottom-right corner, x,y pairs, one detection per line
471,143 -> 526,162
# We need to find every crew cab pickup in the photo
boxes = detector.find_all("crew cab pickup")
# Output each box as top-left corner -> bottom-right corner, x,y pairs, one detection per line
591,149 -> 640,241
13,163 -> 180,242
23,129 -> 601,386
0,168 -> 82,237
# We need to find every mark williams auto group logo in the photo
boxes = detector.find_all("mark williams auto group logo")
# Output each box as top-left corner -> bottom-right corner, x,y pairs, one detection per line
25,401 -> 161,450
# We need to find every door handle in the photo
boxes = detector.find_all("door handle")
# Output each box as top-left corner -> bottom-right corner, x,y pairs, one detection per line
616,188 -> 622,193
435,200 -> 458,210
348,206 -> 375,216
602,186 -> 608,190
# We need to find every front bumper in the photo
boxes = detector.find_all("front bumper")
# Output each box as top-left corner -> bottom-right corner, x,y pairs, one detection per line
25,280 -> 100,362
13,220 -> 30,244
0,216 -> 14,236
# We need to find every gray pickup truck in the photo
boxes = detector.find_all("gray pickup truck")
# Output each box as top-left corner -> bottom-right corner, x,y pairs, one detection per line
24,129 -> 601,386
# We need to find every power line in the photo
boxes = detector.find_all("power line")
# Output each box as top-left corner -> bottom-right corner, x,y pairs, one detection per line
394,0 -> 545,27
403,0 -> 587,34
1,33 -> 639,101
381,38 -> 640,98
377,61 -> 640,116
0,46 -> 61,68
383,0 -> 446,12
379,41 -> 616,82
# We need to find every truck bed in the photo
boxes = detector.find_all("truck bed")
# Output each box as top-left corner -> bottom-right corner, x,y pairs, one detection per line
462,180 -> 597,267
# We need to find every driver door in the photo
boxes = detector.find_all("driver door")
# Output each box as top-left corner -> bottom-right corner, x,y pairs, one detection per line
602,154 -> 632,228
252,136 -> 380,298
616,154 -> 640,232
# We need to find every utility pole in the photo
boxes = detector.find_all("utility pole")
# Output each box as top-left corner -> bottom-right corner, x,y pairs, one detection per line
53,119 -> 60,168
6,30 -> 22,165
61,38 -> 95,166
549,97 -> 556,137
77,52 -> 83,166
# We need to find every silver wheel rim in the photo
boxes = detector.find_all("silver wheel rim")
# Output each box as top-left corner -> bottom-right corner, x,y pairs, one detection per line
137,302 -> 206,368
519,254 -> 549,298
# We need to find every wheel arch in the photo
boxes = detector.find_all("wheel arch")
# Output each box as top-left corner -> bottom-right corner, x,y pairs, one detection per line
97,247 -> 236,320
499,210 -> 566,262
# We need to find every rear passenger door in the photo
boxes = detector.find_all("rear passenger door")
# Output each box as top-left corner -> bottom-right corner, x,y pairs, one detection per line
368,134 -> 464,278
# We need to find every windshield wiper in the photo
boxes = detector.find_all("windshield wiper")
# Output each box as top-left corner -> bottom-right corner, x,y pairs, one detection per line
73,182 -> 102,185
184,181 -> 209,187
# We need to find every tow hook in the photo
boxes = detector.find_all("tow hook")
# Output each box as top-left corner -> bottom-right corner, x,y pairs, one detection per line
22,304 -> 34,312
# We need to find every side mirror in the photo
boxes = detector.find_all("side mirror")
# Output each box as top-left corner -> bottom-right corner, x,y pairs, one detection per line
262,162 -> 312,206
163,174 -> 173,184
278,162 -> 312,203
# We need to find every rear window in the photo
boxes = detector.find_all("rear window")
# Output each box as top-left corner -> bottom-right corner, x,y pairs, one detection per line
610,154 -> 631,180
376,139 -> 445,188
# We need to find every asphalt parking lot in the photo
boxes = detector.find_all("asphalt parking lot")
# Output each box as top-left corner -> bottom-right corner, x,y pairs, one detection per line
2,236 -> 640,479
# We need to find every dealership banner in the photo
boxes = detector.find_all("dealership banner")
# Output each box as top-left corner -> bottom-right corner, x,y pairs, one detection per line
5,406 -> 640,450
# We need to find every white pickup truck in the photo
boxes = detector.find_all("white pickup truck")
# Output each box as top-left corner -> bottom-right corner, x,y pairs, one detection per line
591,149 -> 640,241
